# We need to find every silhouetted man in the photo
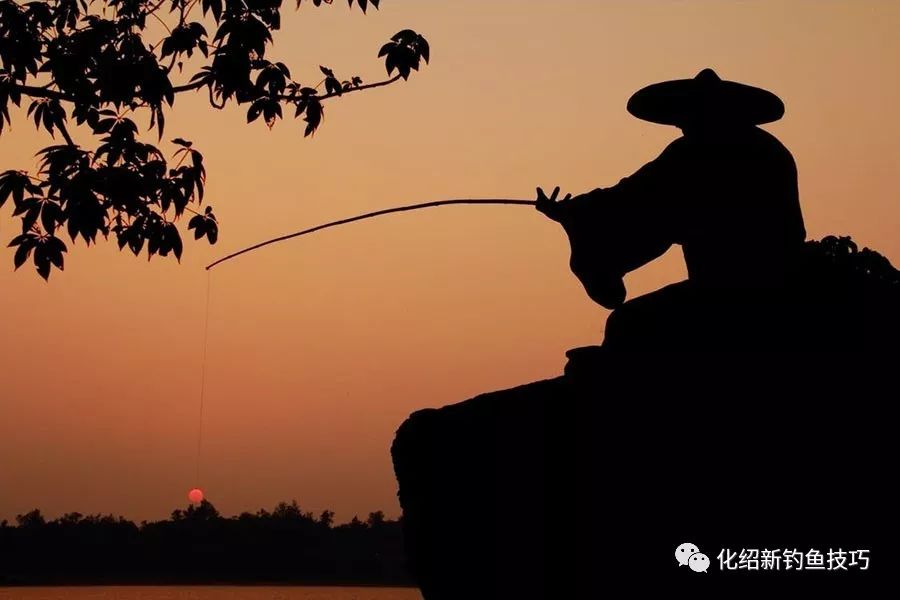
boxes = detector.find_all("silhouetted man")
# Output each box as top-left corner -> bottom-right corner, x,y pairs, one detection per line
537,69 -> 806,349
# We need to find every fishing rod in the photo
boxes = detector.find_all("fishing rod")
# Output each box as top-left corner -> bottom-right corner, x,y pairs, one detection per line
205,198 -> 537,270
192,196 -> 541,502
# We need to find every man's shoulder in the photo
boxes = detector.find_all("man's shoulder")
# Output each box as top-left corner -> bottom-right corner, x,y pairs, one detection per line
660,135 -> 690,153
702,126 -> 795,163
639,135 -> 689,167
748,126 -> 797,166
748,125 -> 788,145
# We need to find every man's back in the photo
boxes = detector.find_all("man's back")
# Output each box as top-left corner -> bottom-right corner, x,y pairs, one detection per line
671,126 -> 806,286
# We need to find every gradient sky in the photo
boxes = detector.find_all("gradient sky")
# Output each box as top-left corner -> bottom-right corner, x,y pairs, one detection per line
1,1 -> 898,523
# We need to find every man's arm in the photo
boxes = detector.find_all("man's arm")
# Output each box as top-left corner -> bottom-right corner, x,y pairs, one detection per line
535,141 -> 683,308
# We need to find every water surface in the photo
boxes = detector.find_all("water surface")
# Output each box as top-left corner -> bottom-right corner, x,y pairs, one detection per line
0,587 -> 422,600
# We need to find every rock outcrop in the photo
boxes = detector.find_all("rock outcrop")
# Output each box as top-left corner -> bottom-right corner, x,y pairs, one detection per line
391,237 -> 898,599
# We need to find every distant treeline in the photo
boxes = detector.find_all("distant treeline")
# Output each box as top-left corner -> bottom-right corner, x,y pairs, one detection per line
0,501 -> 412,586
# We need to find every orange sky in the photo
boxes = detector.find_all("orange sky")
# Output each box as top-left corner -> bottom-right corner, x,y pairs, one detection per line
1,1 -> 899,523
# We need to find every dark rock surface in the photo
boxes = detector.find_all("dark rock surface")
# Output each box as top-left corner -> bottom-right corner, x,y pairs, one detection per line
392,238 -> 898,599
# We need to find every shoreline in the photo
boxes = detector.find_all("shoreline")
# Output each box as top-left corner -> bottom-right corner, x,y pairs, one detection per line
0,582 -> 418,588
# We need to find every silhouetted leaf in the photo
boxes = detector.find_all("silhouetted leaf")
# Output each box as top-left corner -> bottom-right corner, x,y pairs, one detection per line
46,236 -> 66,269
40,201 -> 61,235
264,102 -> 282,128
256,63 -> 288,96
15,198 -> 42,232
419,36 -> 430,63
293,98 -> 307,117
201,0 -> 224,22
324,76 -> 342,96
348,0 -> 379,13
92,118 -> 116,134
33,243 -> 51,280
7,233 -> 31,248
188,214 -> 206,240
167,223 -> 183,261
275,62 -> 291,79
247,101 -> 264,123
0,171 -> 36,208
13,243 -> 31,270
206,220 -> 218,244
304,99 -> 323,136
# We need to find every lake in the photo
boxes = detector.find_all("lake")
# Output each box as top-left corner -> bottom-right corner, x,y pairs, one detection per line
0,588 -> 423,600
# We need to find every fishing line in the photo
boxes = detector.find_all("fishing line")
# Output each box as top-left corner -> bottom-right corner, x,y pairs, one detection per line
194,269 -> 212,495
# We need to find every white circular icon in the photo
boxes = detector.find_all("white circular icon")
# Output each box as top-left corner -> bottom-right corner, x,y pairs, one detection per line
689,552 -> 710,573
675,542 -> 700,566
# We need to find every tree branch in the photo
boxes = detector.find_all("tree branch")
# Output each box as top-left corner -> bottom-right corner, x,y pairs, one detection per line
286,74 -> 402,102
145,0 -> 168,13
148,10 -> 173,34
55,118 -> 76,147
175,74 -> 403,100
172,80 -> 206,94
9,84 -> 75,103
324,74 -> 404,99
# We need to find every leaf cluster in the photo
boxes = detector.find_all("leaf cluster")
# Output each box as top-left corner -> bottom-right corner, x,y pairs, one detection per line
0,0 -> 428,278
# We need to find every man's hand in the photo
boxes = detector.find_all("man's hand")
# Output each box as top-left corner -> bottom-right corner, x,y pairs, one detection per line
535,186 -> 571,222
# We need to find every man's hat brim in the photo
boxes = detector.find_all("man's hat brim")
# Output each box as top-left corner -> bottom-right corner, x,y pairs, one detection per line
627,69 -> 785,127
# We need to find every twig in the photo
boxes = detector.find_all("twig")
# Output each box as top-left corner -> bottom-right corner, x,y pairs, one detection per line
281,75 -> 402,102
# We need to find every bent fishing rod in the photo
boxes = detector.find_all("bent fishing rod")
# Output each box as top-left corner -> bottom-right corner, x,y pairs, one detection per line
204,198 -> 539,270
